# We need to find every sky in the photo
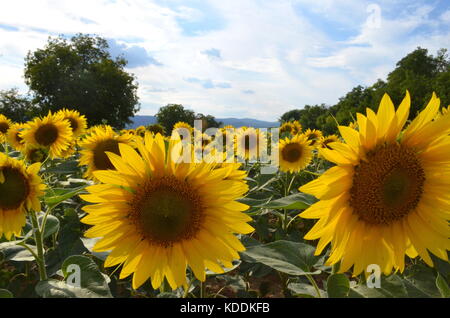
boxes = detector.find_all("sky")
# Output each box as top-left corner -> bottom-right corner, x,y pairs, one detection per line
0,0 -> 449,121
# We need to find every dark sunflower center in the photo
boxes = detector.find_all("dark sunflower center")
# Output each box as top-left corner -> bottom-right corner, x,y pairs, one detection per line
322,139 -> 334,149
15,132 -> 23,144
307,134 -> 318,145
67,117 -> 78,131
92,139 -> 120,170
130,176 -> 203,247
0,122 -> 10,134
0,167 -> 30,210
282,143 -> 303,163
349,144 -> 425,225
27,148 -> 46,163
35,124 -> 59,146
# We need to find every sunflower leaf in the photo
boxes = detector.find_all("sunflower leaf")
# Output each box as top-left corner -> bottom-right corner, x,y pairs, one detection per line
247,193 -> 316,210
326,274 -> 350,298
38,214 -> 60,239
240,240 -> 321,276
0,289 -> 13,298
0,241 -> 37,262
436,273 -> 450,298
36,255 -> 112,298
44,185 -> 87,208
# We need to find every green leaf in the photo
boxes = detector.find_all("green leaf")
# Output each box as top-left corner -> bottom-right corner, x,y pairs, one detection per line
241,240 -> 321,276
44,186 -> 87,208
0,289 -> 13,298
0,241 -> 37,262
38,214 -> 60,239
257,193 -> 316,210
435,273 -> 450,298
44,160 -> 79,174
288,282 -> 325,298
36,255 -> 112,298
403,264 -> 441,297
327,274 -> 350,298
349,275 -> 409,298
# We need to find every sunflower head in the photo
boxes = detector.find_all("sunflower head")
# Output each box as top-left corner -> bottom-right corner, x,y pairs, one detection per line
146,124 -> 165,136
57,109 -> 87,138
6,123 -> 26,151
80,133 -> 252,290
279,134 -> 313,173
300,91 -> 450,277
235,127 -> 267,161
135,126 -> 147,137
319,135 -> 340,150
0,115 -> 13,142
79,125 -> 133,180
303,129 -> 323,146
280,122 -> 295,135
173,121 -> 193,133
21,112 -> 73,159
22,146 -> 48,164
0,153 -> 46,239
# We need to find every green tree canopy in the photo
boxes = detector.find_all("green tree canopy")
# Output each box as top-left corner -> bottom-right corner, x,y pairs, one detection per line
24,34 -> 140,129
155,104 -> 196,133
195,113 -> 223,131
0,88 -> 37,122
280,47 -> 450,135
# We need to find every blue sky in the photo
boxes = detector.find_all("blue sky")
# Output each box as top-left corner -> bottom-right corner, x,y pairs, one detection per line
0,0 -> 449,120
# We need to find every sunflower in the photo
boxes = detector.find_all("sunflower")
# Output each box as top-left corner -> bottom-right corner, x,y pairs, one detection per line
299,92 -> 450,276
57,109 -> 87,138
0,115 -> 12,143
135,126 -> 147,137
0,153 -> 45,239
79,126 -> 133,180
21,112 -> 73,159
279,134 -> 313,173
280,122 -> 295,135
303,128 -> 323,147
292,121 -> 302,134
22,146 -> 48,164
59,141 -> 77,159
442,106 -> 449,115
235,127 -> 267,161
173,121 -> 193,133
6,123 -> 26,151
319,135 -> 341,150
80,133 -> 253,290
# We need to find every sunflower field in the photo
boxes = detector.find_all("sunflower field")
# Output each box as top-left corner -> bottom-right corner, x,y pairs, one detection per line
0,91 -> 449,299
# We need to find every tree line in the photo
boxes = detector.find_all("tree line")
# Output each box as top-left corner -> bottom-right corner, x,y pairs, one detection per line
280,47 -> 450,135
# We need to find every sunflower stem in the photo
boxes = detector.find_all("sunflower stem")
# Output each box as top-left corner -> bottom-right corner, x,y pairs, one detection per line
30,212 -> 47,281
305,274 -> 322,298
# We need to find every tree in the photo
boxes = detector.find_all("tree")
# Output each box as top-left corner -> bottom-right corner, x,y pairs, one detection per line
156,104 -> 196,133
195,113 -> 222,131
279,109 -> 302,122
385,47 -> 449,117
279,47 -> 450,135
24,34 -> 140,129
0,89 -> 37,122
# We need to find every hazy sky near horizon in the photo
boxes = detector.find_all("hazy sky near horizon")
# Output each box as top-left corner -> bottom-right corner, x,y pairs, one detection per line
0,0 -> 449,121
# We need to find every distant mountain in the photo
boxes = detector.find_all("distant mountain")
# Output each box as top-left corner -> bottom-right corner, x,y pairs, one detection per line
127,115 -> 279,129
